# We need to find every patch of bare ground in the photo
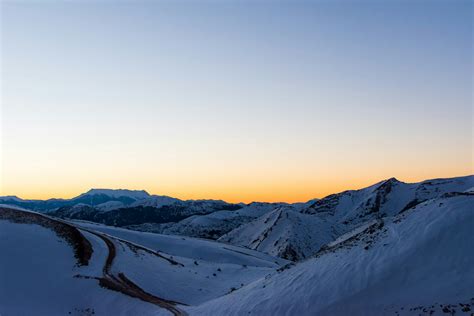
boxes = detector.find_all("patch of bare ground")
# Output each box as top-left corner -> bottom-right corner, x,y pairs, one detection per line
0,207 -> 92,266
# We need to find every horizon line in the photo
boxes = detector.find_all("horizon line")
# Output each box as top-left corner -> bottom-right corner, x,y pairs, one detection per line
2,173 -> 472,204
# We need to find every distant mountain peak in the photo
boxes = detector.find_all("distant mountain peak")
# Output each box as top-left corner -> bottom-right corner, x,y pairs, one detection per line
370,177 -> 402,193
77,189 -> 150,200
375,177 -> 402,186
385,177 -> 401,185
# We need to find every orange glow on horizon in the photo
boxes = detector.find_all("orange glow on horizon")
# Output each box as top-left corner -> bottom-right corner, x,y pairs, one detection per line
2,169 -> 472,204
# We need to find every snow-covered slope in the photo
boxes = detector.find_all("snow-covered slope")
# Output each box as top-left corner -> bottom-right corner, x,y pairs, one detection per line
188,192 -> 474,315
0,207 -> 162,315
0,207 -> 286,315
73,221 -> 287,267
219,207 -> 334,260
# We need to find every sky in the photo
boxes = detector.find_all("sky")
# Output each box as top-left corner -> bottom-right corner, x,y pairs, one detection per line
0,0 -> 472,203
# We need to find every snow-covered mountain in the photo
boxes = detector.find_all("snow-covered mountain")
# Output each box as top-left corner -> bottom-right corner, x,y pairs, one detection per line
0,189 -> 248,229
0,189 -> 150,212
302,176 -> 474,221
0,196 -> 69,212
219,175 -> 474,260
75,188 -> 150,201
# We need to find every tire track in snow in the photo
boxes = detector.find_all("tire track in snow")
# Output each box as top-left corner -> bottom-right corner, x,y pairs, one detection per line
81,228 -> 188,316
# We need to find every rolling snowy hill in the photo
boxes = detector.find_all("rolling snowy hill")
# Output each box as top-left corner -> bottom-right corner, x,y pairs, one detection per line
0,207 -> 285,315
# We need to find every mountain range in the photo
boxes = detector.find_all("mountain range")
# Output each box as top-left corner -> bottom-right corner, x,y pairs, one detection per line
1,175 -> 473,315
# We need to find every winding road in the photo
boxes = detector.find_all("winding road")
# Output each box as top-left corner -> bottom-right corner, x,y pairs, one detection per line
0,207 -> 188,315
80,228 -> 188,316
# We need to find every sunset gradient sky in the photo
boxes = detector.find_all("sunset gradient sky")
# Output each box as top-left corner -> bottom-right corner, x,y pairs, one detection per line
1,1 -> 472,203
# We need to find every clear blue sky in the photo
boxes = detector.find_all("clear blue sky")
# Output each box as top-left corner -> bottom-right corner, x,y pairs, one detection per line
1,0 -> 472,202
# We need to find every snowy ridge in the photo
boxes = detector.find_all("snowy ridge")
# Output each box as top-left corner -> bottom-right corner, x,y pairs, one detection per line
219,175 -> 474,260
